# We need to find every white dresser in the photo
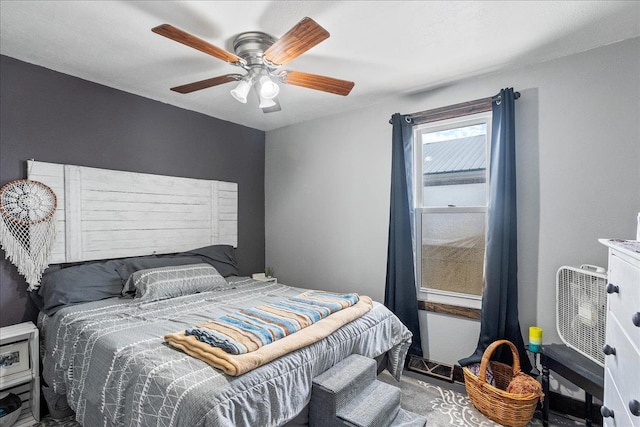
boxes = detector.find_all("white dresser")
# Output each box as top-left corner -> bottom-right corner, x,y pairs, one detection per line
599,239 -> 640,427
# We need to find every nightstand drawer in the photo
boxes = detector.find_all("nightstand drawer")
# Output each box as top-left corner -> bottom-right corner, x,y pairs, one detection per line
0,339 -> 29,377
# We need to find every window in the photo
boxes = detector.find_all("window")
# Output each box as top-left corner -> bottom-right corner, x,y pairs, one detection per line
413,112 -> 491,309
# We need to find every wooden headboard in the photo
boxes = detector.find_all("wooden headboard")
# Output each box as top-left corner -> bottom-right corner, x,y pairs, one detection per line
27,160 -> 238,264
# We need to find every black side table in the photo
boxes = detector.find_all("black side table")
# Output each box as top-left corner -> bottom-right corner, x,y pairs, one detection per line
540,344 -> 604,427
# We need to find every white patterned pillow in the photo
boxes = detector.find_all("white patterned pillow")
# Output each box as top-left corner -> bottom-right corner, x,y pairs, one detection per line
124,264 -> 227,302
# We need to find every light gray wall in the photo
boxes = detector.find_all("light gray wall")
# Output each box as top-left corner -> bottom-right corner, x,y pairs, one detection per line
266,38 -> 640,370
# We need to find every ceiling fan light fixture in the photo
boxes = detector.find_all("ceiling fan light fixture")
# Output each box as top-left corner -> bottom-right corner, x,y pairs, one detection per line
230,78 -> 252,103
258,94 -> 278,109
257,75 -> 279,99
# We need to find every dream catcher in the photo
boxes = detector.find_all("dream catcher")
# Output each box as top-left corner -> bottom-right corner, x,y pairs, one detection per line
0,179 -> 57,290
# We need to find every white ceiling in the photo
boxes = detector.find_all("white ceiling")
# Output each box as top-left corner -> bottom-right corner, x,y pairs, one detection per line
1,1 -> 639,131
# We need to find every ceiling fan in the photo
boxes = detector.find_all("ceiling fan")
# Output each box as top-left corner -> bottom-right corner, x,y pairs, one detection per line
152,17 -> 355,113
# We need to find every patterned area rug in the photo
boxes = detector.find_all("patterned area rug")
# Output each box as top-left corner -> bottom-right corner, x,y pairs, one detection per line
379,370 -> 503,426
34,415 -> 78,427
378,370 -> 585,427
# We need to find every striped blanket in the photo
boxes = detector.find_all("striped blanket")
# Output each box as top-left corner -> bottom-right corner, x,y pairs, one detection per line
165,292 -> 373,376
184,291 -> 359,354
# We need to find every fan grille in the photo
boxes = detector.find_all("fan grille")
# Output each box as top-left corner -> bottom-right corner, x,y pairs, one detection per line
556,266 -> 607,366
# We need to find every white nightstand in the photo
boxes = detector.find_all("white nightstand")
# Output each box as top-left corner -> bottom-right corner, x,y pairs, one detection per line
0,322 -> 40,426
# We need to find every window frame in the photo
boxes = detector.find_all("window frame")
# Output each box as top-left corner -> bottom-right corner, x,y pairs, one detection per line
413,111 -> 492,309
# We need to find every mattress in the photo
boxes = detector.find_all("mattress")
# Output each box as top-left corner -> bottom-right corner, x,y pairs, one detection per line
39,277 -> 411,427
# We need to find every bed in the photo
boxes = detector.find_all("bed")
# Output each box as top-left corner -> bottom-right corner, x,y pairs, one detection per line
26,161 -> 412,427
37,261 -> 411,426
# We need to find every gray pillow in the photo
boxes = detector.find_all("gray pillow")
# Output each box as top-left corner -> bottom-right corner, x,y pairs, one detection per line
124,263 -> 228,302
182,245 -> 239,278
39,259 -> 125,315
37,246 -> 238,315
115,245 -> 239,282
115,256 -> 205,285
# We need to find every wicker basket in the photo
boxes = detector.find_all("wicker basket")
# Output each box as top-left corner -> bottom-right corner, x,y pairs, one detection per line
463,339 -> 541,427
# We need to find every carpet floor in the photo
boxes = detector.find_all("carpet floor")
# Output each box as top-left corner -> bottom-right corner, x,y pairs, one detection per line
35,371 -> 590,426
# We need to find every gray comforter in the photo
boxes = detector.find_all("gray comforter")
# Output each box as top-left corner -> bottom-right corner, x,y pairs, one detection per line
40,278 -> 412,427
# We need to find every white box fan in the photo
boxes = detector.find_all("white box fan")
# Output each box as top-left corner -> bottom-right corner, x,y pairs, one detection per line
556,264 -> 608,366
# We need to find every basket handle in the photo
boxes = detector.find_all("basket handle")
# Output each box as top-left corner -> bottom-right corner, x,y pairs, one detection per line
478,339 -> 521,384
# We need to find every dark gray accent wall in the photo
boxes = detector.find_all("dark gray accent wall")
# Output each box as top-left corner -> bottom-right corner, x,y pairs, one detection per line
0,55 -> 265,327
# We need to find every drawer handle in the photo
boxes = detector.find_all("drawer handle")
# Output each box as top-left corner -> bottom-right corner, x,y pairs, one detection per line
630,400 -> 640,417
633,312 -> 640,328
602,344 -> 616,356
601,406 -> 615,418
606,283 -> 619,294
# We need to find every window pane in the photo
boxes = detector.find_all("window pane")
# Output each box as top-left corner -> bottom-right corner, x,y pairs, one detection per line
421,124 -> 487,207
420,211 -> 485,296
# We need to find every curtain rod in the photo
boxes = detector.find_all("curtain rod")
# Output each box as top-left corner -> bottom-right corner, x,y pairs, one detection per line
389,91 -> 520,125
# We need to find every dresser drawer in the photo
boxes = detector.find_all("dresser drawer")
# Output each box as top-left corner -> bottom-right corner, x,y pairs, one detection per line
603,368 -> 637,427
604,314 -> 640,413
607,252 -> 640,350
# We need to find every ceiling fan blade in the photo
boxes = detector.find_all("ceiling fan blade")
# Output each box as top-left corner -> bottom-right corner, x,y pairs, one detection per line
170,74 -> 243,94
280,70 -> 354,96
152,24 -> 245,65
263,17 -> 329,66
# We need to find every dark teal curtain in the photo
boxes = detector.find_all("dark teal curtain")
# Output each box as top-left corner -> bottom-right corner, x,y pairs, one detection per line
385,113 -> 423,357
459,88 -> 532,373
